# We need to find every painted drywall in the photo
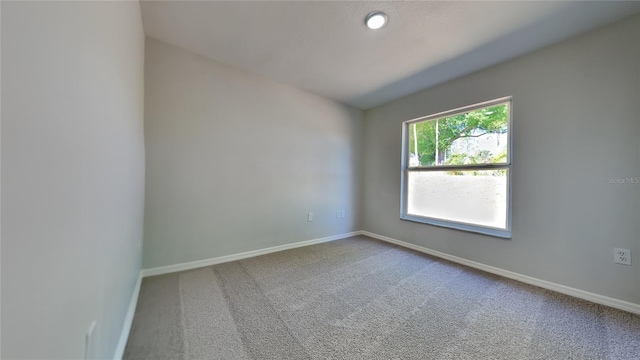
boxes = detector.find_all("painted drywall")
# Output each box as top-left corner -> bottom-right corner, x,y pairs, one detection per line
1,2 -> 145,359
143,38 -> 363,269
363,14 -> 640,304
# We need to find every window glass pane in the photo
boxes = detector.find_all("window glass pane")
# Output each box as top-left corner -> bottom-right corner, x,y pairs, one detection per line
408,104 -> 509,167
407,169 -> 508,229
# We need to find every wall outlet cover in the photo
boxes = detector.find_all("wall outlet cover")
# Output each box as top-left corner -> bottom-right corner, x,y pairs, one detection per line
613,248 -> 631,265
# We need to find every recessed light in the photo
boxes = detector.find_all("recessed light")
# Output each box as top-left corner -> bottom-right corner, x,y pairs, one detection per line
365,11 -> 387,30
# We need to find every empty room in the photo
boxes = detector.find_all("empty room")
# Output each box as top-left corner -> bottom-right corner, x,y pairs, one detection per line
2,1 -> 640,359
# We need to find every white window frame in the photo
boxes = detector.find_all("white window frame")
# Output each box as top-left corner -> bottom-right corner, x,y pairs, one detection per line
400,96 -> 513,238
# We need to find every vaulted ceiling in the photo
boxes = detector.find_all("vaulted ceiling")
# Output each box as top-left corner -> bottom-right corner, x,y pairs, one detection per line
140,1 -> 640,109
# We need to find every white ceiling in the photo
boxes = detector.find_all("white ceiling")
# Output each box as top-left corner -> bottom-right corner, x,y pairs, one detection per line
140,1 -> 640,110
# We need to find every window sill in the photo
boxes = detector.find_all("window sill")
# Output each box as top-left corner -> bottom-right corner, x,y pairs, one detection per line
400,214 -> 512,239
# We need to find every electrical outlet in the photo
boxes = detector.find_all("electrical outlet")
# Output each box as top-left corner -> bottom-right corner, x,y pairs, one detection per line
341,210 -> 346,218
308,212 -> 313,222
614,248 -> 631,265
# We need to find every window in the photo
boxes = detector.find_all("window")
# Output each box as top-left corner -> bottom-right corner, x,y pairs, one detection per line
400,97 -> 512,238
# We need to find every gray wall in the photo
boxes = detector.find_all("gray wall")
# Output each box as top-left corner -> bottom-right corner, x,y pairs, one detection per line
362,14 -> 640,304
143,38 -> 363,269
1,2 -> 145,359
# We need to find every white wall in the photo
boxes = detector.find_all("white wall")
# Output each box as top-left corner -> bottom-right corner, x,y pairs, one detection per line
143,38 -> 363,269
1,2 -> 145,359
363,14 -> 640,304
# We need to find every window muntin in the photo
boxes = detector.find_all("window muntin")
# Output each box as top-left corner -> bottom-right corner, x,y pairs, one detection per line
401,97 -> 512,238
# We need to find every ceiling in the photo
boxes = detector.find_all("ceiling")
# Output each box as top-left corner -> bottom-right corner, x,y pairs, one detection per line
140,1 -> 640,110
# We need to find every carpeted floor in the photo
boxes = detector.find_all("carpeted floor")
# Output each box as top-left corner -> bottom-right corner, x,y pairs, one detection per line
124,235 -> 640,359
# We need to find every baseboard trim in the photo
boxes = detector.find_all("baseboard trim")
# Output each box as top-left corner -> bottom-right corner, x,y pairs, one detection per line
361,230 -> 640,315
116,231 -> 360,358
141,231 -> 361,278
116,229 -> 638,359
114,272 -> 142,359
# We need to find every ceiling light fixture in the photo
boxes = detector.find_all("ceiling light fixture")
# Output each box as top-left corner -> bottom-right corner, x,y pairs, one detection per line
365,11 -> 387,30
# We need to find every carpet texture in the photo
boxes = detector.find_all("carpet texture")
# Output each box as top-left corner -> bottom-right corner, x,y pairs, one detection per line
124,236 -> 640,359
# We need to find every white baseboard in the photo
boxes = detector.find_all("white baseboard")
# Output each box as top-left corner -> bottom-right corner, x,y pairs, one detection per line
114,273 -> 143,360
115,231 -> 360,358
361,230 -> 640,315
141,231 -> 361,278
115,229 -> 639,359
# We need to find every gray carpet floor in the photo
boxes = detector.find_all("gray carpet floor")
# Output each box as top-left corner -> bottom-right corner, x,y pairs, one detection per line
124,235 -> 640,359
